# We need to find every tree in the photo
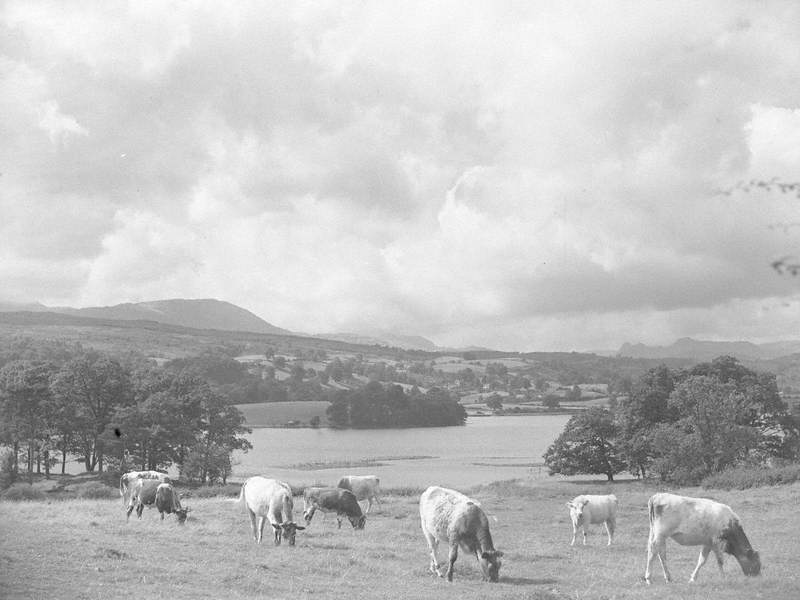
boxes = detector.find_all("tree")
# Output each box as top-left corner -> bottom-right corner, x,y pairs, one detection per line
0,361 -> 56,480
543,408 -> 624,481
50,352 -> 133,472
542,394 -> 560,410
485,394 -> 503,411
565,385 -> 582,402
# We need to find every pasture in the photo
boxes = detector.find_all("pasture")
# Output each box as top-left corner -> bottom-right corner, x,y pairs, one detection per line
235,401 -> 330,427
1,478 -> 797,599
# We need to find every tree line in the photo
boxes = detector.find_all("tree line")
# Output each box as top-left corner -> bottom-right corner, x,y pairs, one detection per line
0,345 -> 251,486
544,356 -> 799,483
326,381 -> 467,428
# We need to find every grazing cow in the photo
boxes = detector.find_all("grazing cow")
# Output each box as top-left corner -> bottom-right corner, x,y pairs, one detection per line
302,487 -> 366,529
565,494 -> 618,546
239,477 -> 305,546
419,486 -> 503,583
154,482 -> 190,524
645,492 -> 761,584
119,470 -> 170,506
126,478 -> 171,521
337,475 -> 381,513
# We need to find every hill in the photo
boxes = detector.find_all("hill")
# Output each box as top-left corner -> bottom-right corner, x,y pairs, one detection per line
41,298 -> 291,335
618,337 -> 800,361
313,331 -> 438,351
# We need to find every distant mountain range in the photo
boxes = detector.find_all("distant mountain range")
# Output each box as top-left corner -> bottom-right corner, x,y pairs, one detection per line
0,299 -> 291,336
618,337 -> 800,361
312,331 -> 439,351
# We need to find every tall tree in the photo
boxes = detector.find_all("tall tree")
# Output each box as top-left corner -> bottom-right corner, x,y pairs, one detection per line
544,408 -> 624,481
50,352 -> 133,472
0,361 -> 56,480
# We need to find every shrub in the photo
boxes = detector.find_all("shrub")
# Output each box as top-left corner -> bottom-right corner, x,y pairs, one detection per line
0,450 -> 16,491
1,485 -> 46,501
74,482 -> 119,499
701,463 -> 800,490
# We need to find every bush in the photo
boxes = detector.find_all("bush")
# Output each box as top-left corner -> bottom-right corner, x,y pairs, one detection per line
0,450 -> 16,491
1,485 -> 46,501
182,483 -> 242,499
701,463 -> 800,490
74,482 -> 119,499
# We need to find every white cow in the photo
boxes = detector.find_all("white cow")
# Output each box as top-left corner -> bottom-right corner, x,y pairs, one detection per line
565,494 -> 618,546
239,476 -> 305,546
645,492 -> 761,584
337,475 -> 381,513
419,486 -> 503,583
120,470 -> 170,507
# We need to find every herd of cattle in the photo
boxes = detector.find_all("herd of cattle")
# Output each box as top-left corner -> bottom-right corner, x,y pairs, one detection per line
118,470 -> 761,585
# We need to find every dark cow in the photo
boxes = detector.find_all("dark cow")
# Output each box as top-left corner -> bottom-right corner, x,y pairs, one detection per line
302,487 -> 366,529
154,482 -> 189,524
126,478 -> 188,524
419,486 -> 503,583
119,470 -> 169,507
645,492 -> 761,583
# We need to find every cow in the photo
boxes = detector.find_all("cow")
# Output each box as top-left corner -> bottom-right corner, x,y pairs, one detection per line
419,486 -> 503,583
645,492 -> 761,584
119,470 -> 170,507
126,478 -> 188,523
302,487 -> 366,529
337,475 -> 381,513
239,476 -> 305,546
565,494 -> 618,546
154,482 -> 190,524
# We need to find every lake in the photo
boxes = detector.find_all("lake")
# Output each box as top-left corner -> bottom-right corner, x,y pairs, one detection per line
233,414 -> 570,489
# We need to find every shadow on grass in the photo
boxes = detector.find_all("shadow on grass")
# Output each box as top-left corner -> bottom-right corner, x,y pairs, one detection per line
501,576 -> 558,585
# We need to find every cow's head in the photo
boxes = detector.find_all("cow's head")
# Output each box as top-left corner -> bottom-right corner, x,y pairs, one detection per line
479,549 -> 503,582
722,519 -> 761,576
175,507 -> 190,524
566,499 -> 590,525
272,522 -> 306,546
349,514 -> 366,530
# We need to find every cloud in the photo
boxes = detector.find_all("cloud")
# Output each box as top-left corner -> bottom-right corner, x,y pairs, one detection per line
2,1 -> 800,350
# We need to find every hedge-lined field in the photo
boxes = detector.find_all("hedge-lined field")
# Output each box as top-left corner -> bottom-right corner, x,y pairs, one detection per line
1,478 -> 798,600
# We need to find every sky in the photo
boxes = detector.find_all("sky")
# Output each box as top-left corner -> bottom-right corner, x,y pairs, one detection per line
2,1 -> 800,352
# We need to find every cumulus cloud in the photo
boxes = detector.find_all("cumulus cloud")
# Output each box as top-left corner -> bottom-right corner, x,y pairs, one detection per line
2,1 -> 800,350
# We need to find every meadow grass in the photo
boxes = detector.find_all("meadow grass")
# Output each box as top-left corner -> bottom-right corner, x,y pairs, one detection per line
1,478 -> 798,599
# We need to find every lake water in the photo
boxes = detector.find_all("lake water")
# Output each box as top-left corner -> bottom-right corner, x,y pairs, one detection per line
233,414 -> 570,489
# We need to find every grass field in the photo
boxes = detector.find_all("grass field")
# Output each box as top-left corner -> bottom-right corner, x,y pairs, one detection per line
235,401 -> 330,427
1,478 -> 797,599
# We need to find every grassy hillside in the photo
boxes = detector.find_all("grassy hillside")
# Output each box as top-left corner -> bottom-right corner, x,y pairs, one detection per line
235,401 -> 330,427
1,478 -> 796,599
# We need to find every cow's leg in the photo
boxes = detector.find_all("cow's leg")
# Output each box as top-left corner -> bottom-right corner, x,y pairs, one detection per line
689,545 -> 711,582
136,503 -> 144,519
582,525 -> 588,545
336,513 -> 343,529
160,511 -> 165,521
257,516 -> 267,544
445,542 -> 459,582
645,534 -> 670,583
570,521 -> 577,546
247,509 -> 258,542
712,546 -> 725,578
126,504 -> 134,520
605,518 -> 615,545
423,531 -> 442,576
365,498 -> 373,514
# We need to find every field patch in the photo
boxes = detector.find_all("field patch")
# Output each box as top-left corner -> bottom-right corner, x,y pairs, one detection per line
235,400 -> 329,427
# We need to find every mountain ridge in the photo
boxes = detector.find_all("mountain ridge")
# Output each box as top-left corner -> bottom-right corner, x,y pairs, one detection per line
0,298 -> 291,336
618,337 -> 800,361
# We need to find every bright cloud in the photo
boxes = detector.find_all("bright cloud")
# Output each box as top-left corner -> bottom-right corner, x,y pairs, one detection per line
2,1 -> 800,350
